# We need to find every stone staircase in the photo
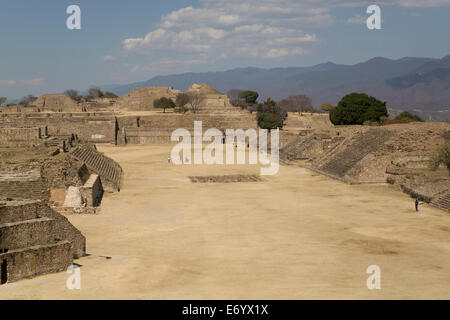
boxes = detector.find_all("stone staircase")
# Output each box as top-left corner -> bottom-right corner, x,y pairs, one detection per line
70,145 -> 122,191
280,134 -> 320,161
432,192 -> 450,213
317,129 -> 392,180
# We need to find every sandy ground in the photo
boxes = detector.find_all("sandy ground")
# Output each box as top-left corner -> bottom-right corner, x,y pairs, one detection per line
1,144 -> 449,299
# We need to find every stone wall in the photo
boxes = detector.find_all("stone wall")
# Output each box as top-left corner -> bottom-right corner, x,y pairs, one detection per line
0,200 -> 85,283
0,170 -> 49,201
0,241 -> 72,283
0,127 -> 44,142
0,200 -> 86,257
79,174 -> 103,207
0,113 -> 117,144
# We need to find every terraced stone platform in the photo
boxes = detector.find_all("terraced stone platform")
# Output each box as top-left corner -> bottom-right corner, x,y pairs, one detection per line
317,129 -> 392,181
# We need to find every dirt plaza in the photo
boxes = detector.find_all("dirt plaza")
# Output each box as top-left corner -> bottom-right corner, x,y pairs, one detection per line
0,144 -> 449,299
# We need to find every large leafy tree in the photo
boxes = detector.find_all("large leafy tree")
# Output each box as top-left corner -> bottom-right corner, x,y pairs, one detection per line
239,90 -> 259,105
154,97 -> 175,113
257,98 -> 286,129
330,93 -> 388,125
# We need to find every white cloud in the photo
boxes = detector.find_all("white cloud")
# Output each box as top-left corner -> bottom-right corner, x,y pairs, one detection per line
0,78 -> 44,86
103,55 -> 115,61
346,14 -> 367,25
122,0 -> 450,67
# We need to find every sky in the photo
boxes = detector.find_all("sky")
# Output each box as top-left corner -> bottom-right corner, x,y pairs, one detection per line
1,0 -> 450,100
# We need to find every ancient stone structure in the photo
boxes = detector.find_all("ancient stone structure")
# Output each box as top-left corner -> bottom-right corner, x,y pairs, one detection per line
0,170 -> 48,201
70,145 -> 122,192
113,87 -> 181,111
33,94 -> 80,112
0,200 -> 85,284
280,122 -> 450,212
185,83 -> 240,113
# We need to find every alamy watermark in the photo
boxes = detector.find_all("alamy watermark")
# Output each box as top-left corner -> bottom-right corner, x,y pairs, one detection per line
366,265 -> 381,290
66,264 -> 81,290
66,5 -> 81,30
170,121 -> 279,176
367,5 -> 381,30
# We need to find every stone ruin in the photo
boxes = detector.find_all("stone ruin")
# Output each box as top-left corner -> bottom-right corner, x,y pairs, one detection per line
113,86 -> 181,111
0,200 -> 85,284
33,94 -> 80,112
280,122 -> 450,212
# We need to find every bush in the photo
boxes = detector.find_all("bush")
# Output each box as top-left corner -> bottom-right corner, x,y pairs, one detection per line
394,111 -> 424,122
256,98 -> 286,129
330,93 -> 388,125
428,142 -> 450,175
103,92 -> 118,99
257,113 -> 283,130
174,106 -> 189,113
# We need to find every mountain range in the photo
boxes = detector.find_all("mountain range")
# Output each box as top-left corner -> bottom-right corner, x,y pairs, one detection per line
97,55 -> 450,122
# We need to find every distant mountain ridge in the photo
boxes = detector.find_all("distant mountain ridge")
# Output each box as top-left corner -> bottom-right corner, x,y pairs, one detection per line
95,55 -> 450,122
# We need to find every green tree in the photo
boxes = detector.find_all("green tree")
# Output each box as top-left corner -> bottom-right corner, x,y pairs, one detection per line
330,93 -> 388,125
394,111 -> 424,122
257,113 -> 283,130
0,97 -> 6,106
239,90 -> 259,105
428,142 -> 450,175
154,97 -> 175,113
256,98 -> 286,129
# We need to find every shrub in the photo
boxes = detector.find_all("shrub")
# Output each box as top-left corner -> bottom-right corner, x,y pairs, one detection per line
257,113 -> 283,130
103,92 -> 118,99
428,142 -> 450,175
174,106 -> 189,113
394,111 -> 424,122
330,93 -> 388,125
256,98 -> 286,129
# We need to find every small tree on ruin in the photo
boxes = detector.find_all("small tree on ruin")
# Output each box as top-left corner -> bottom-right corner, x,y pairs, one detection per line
154,97 -> 176,113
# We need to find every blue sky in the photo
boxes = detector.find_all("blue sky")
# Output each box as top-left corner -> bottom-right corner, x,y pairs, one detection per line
1,0 -> 450,100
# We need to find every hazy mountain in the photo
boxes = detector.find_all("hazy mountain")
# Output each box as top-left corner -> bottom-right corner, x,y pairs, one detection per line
96,55 -> 450,121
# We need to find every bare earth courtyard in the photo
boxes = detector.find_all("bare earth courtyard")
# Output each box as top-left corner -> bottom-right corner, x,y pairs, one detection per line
0,144 -> 449,299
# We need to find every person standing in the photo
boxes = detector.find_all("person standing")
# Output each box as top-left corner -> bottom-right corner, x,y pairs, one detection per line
415,199 -> 419,212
